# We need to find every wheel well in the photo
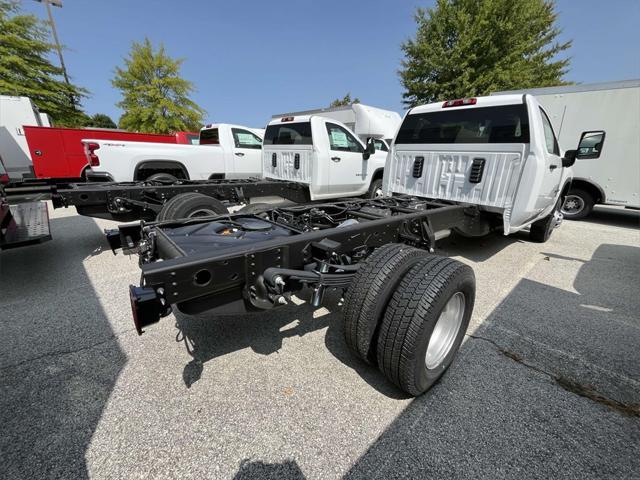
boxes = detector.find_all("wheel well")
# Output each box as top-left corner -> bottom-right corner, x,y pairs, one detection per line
134,161 -> 189,181
570,179 -> 604,203
372,168 -> 384,182
80,165 -> 90,181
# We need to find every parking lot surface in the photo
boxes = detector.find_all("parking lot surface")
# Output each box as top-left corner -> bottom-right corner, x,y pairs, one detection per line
1,204 -> 639,479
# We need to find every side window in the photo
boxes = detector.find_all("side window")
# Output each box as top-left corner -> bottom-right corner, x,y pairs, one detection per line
576,131 -> 605,159
373,139 -> 388,152
232,128 -> 262,150
187,134 -> 199,145
325,123 -> 363,153
539,108 -> 560,156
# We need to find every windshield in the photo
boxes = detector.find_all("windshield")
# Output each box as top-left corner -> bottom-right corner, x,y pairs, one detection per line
264,122 -> 313,145
396,104 -> 530,144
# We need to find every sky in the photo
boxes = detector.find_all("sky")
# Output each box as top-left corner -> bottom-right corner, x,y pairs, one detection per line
19,0 -> 640,128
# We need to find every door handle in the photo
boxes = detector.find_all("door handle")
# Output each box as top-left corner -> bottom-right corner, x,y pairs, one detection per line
549,164 -> 558,170
235,152 -> 245,157
331,156 -> 341,162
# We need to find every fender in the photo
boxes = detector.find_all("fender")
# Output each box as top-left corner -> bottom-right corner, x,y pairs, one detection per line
371,167 -> 385,182
570,176 -> 606,203
134,160 -> 190,180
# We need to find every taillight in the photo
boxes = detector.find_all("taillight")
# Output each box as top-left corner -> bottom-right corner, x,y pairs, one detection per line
442,98 -> 477,108
86,142 -> 100,166
0,173 -> 9,185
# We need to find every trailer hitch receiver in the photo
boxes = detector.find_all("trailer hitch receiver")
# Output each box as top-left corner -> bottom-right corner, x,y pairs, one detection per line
129,285 -> 169,335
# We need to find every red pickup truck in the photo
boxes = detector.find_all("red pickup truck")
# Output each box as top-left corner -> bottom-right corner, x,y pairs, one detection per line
24,126 -> 198,180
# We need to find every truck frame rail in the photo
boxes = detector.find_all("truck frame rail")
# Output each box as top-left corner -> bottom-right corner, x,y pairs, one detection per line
108,195 -> 478,334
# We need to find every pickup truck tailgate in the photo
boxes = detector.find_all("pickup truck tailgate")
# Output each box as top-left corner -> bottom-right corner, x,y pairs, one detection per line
386,148 -> 525,210
262,147 -> 314,185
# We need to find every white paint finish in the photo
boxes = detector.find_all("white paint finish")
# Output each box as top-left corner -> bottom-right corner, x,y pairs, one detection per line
84,123 -> 263,182
494,80 -> 640,208
0,96 -> 44,181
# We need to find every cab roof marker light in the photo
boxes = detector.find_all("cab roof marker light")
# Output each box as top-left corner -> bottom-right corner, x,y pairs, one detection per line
442,98 -> 477,108
281,116 -> 294,122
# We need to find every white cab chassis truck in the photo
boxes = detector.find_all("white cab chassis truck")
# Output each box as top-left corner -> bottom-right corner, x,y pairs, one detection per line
83,123 -> 264,183
494,79 -> 640,219
262,114 -> 391,200
110,94 -> 577,398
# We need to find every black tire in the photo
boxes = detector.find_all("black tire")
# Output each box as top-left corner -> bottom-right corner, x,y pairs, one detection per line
561,188 -> 595,220
146,173 -> 179,184
237,203 -> 273,215
157,193 -> 227,221
343,244 -> 430,364
376,256 -> 475,396
367,178 -> 384,199
529,197 -> 562,243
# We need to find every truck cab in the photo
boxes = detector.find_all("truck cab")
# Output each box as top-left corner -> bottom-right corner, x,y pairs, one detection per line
386,94 -> 575,235
262,115 -> 387,200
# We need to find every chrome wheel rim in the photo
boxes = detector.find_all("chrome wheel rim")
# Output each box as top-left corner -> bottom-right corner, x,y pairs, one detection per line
425,292 -> 465,370
373,187 -> 384,198
188,208 -> 218,218
562,195 -> 585,215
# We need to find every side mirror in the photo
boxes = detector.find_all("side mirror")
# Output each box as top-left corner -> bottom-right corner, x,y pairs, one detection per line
562,149 -> 577,168
363,138 -> 375,160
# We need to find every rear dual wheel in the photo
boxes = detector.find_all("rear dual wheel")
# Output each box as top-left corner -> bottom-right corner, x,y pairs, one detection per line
343,244 -> 475,396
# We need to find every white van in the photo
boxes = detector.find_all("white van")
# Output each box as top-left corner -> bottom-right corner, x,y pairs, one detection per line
493,80 -> 640,218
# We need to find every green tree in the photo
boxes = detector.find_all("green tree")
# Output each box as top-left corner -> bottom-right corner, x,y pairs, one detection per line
330,93 -> 360,107
113,38 -> 205,133
84,113 -> 117,129
0,0 -> 87,126
399,0 -> 572,106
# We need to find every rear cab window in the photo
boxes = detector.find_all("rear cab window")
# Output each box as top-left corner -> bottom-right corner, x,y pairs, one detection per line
264,122 -> 313,145
396,104 -> 530,144
232,128 -> 262,149
200,128 -> 220,145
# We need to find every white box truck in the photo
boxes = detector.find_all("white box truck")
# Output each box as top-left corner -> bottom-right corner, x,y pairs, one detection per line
272,103 -> 401,145
493,80 -> 640,218
0,96 -> 47,182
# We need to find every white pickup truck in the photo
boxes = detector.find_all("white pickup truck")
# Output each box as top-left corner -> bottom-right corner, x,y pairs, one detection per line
261,115 -> 391,200
386,94 -> 576,240
82,123 -> 264,182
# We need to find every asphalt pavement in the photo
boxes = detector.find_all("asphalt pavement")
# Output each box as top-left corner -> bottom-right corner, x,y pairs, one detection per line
1,203 -> 638,479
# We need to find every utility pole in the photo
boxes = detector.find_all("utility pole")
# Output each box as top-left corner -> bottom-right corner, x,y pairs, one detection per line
33,0 -> 70,86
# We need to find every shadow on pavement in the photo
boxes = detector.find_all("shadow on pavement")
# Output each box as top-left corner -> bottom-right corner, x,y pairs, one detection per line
232,459 -> 306,479
438,230 -> 527,263
0,213 -> 125,480
576,206 -> 640,229
344,243 -> 640,479
175,288 -> 406,398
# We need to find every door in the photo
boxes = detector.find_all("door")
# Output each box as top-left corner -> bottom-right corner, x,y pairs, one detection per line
538,107 -> 563,207
325,122 -> 366,195
230,128 -> 263,177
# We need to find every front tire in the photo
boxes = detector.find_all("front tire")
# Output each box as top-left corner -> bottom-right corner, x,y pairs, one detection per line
376,256 -> 475,396
367,179 -> 384,199
561,188 -> 595,220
